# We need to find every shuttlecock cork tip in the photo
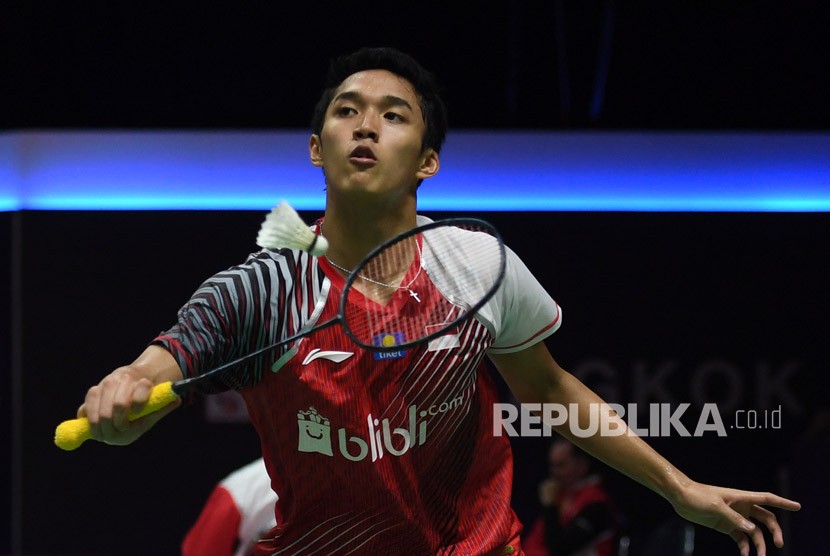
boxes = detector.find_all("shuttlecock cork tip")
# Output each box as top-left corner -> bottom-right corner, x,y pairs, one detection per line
308,234 -> 329,256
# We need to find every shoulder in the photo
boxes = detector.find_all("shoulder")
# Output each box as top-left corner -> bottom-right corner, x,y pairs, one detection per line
201,248 -> 314,285
243,247 -> 303,269
222,458 -> 271,490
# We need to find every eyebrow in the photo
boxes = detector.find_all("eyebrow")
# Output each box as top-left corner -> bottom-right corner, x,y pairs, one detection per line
332,91 -> 415,113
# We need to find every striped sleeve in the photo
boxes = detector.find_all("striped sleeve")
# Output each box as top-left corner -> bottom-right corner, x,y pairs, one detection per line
153,249 -> 321,389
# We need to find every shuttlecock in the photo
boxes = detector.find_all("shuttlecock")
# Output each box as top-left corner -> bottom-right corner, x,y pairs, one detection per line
256,201 -> 328,256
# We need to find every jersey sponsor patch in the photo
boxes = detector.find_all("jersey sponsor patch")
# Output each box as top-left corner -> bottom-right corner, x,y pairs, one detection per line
295,397 -> 464,463
297,407 -> 333,456
372,332 -> 406,360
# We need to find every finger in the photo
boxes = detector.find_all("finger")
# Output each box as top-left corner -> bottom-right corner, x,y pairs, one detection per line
148,395 -> 181,422
735,490 -> 801,511
130,379 -> 153,414
126,397 -> 181,436
746,519 -> 767,556
79,393 -> 93,421
97,375 -> 121,439
83,385 -> 101,422
751,505 -> 784,548
82,384 -> 104,440
766,495 -> 801,511
723,505 -> 756,536
110,376 -> 136,432
730,531 -> 750,556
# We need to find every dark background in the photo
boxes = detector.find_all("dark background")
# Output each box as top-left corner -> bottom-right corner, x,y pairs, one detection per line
5,210 -> 829,556
2,2 -> 829,556
2,2 -> 830,130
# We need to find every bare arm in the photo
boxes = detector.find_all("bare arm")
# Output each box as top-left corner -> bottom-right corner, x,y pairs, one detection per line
78,345 -> 184,446
489,342 -> 801,556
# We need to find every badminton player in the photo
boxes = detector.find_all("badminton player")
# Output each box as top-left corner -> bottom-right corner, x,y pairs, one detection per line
75,47 -> 800,555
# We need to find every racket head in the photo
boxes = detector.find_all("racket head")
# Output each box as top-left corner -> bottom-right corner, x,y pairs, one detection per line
339,218 -> 506,351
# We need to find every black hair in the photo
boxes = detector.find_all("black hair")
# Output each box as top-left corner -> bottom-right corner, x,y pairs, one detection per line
310,47 -> 448,154
553,437 -> 597,474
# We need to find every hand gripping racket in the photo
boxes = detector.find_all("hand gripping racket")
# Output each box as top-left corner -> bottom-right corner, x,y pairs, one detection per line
55,217 -> 506,450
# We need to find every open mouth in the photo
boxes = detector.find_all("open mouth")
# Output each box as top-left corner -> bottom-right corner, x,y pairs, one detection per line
349,146 -> 377,164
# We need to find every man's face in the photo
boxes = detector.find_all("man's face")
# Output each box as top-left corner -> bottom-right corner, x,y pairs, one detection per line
549,442 -> 586,489
309,69 -> 439,201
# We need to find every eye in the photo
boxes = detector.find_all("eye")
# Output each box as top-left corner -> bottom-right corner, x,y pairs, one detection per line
384,112 -> 405,122
335,106 -> 356,117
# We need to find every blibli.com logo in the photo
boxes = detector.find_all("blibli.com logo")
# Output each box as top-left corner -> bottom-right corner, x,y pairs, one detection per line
297,399 -> 462,462
373,332 -> 406,360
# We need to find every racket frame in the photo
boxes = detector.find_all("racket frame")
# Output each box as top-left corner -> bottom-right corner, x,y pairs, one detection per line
340,217 -> 506,351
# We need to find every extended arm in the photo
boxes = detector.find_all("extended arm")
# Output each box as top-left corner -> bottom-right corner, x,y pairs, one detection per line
489,342 -> 801,556
77,345 -> 184,446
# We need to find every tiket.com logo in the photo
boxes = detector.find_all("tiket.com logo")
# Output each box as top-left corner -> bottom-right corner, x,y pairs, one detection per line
373,332 -> 406,360
297,397 -> 463,462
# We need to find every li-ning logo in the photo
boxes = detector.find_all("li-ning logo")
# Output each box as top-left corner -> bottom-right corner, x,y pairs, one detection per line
297,398 -> 463,462
302,349 -> 354,365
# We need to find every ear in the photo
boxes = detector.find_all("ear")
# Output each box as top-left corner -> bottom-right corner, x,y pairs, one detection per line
415,148 -> 440,181
309,134 -> 324,167
576,457 -> 591,476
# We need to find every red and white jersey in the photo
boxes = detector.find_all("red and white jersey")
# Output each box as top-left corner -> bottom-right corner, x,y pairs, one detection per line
156,216 -> 561,555
183,458 -> 278,556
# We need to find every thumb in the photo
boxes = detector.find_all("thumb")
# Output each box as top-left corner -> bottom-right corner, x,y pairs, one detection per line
128,396 -> 182,436
723,506 -> 755,535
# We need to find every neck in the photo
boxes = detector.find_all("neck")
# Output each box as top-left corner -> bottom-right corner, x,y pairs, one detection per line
322,194 -> 418,269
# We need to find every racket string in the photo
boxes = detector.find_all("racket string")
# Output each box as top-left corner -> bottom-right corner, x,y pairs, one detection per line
342,222 -> 505,350
348,288 -> 459,349
325,235 -> 423,302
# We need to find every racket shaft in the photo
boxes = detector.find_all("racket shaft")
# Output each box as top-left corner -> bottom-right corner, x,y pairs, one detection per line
55,319 -> 338,450
54,381 -> 179,451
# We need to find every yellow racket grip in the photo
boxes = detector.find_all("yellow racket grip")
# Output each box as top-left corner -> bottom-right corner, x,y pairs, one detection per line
54,381 -> 178,451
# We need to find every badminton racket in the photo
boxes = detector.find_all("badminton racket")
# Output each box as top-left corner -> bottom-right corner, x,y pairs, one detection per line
55,217 -> 506,450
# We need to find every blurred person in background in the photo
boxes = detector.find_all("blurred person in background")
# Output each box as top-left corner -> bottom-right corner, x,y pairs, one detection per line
524,438 -> 619,556
183,458 -> 277,556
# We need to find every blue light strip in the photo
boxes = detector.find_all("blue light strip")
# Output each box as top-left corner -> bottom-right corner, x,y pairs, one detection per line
1,130 -> 828,212
0,134 -> 19,211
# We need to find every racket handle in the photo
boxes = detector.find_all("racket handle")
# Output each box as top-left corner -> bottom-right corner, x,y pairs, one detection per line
54,381 -> 179,451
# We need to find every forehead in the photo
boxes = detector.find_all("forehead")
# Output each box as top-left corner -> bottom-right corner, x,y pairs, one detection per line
333,70 -> 421,112
550,443 -> 573,462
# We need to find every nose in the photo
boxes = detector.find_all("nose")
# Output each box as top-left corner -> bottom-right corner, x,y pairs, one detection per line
353,113 -> 379,141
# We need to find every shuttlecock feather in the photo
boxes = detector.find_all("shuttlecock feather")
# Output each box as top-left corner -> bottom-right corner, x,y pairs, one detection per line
256,201 -> 328,256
